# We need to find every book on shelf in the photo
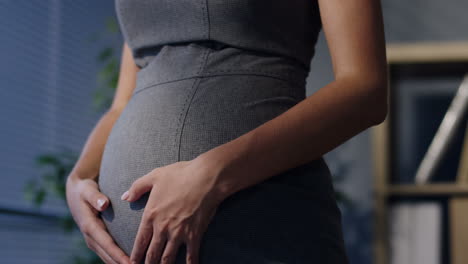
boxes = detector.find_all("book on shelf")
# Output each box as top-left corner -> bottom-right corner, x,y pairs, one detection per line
389,202 -> 442,264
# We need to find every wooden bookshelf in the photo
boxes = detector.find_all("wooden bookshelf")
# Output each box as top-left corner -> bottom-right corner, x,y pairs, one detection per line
387,184 -> 468,196
386,42 -> 468,64
371,41 -> 468,264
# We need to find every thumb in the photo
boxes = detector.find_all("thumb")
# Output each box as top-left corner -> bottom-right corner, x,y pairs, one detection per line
82,185 -> 109,212
121,175 -> 154,202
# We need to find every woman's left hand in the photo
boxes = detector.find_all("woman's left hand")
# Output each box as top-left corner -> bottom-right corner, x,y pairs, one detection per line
120,156 -> 225,264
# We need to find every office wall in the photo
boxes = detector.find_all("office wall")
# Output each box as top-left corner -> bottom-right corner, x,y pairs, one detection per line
0,1 -> 118,263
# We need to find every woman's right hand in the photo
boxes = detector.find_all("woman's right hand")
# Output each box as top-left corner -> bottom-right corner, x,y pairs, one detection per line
66,175 -> 131,264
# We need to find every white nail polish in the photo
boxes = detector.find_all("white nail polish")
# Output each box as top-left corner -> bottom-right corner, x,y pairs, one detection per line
121,190 -> 130,200
97,198 -> 105,209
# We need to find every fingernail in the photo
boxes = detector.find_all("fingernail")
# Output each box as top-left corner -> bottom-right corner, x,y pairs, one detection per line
121,190 -> 129,201
97,198 -> 106,209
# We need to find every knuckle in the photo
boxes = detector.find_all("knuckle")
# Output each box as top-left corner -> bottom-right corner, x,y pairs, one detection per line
187,229 -> 197,238
141,216 -> 154,228
158,224 -> 169,235
142,221 -> 154,232
159,219 -> 171,230
146,208 -> 159,219
187,254 -> 194,264
132,177 -> 143,187
80,222 -> 92,235
186,230 -> 195,241
78,189 -> 88,201
151,230 -> 165,244
177,225 -> 187,235
141,232 -> 152,244
82,221 -> 99,236
100,235 -> 113,246
171,230 -> 183,241
137,229 -> 152,245
146,251 -> 155,262
162,254 -> 174,263
84,238 -> 94,250
82,193 -> 96,206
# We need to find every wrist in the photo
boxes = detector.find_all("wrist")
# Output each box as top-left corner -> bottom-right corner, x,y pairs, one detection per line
195,135 -> 254,202
194,149 -> 237,203
66,172 -> 79,184
66,171 -> 97,192
69,168 -> 98,181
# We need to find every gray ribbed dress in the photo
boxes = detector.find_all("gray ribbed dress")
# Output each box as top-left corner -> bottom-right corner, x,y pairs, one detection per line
98,0 -> 349,263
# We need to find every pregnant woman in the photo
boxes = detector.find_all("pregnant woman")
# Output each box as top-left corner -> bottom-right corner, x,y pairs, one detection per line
66,0 -> 387,263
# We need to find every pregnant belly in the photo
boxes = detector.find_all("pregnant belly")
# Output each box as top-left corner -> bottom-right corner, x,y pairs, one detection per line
97,71 -> 307,255
97,43 -> 347,263
95,42 -> 348,262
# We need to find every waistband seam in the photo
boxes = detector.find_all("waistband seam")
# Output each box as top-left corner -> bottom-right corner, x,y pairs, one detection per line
202,70 -> 306,87
133,70 -> 306,96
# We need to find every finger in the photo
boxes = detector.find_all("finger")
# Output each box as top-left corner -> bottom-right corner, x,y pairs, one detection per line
81,182 -> 110,212
86,218 -> 131,264
160,237 -> 183,264
130,217 -> 154,263
122,174 -> 155,202
85,235 -> 116,264
186,237 -> 201,264
144,229 -> 167,264
86,234 -> 118,264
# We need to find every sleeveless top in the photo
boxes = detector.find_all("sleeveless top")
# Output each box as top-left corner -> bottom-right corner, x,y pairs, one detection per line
115,0 -> 322,72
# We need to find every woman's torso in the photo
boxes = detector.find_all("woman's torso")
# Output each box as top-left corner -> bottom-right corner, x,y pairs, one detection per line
115,0 -> 323,71
97,1 -> 348,262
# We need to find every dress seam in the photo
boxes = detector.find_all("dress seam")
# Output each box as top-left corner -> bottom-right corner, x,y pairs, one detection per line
175,48 -> 211,162
205,0 -> 211,40
132,72 -> 305,97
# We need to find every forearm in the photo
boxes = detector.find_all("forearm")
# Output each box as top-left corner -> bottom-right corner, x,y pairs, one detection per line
68,108 -> 124,181
68,43 -> 138,183
199,77 -> 388,201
